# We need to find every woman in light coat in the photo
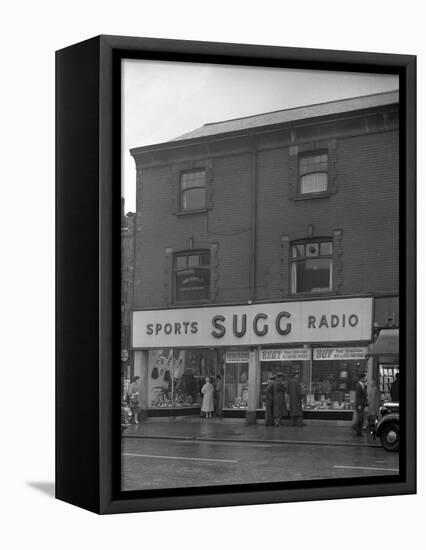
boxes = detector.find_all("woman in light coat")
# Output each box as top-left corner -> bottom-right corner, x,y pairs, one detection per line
201,377 -> 215,419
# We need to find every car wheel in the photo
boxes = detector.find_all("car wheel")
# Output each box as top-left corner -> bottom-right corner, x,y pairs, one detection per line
380,422 -> 399,452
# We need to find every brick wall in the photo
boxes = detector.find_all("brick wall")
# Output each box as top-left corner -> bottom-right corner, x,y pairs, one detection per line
133,125 -> 399,309
121,211 -> 135,369
134,153 -> 255,308
256,130 -> 399,299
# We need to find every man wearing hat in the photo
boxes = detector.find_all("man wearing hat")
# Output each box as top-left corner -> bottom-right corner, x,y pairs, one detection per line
272,372 -> 288,426
264,375 -> 275,426
354,373 -> 368,436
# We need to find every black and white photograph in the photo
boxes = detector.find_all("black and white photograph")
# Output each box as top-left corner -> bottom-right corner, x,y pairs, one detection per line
4,0 -> 423,544
120,59 -> 402,492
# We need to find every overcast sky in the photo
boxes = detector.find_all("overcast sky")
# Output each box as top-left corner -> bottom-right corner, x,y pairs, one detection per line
122,59 -> 398,213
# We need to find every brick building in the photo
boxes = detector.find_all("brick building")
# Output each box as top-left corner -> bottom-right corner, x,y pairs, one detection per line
128,91 -> 400,422
121,198 -> 135,385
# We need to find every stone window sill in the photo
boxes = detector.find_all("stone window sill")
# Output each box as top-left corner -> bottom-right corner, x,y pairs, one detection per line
173,299 -> 212,306
176,209 -> 208,216
293,192 -> 332,201
290,290 -> 336,298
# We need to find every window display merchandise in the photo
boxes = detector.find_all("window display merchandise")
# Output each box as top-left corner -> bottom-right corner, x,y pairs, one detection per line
147,348 -> 221,408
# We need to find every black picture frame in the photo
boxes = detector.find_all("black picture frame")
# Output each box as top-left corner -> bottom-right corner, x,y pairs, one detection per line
56,35 -> 416,514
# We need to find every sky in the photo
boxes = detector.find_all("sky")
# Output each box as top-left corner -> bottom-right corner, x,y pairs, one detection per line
122,59 -> 398,213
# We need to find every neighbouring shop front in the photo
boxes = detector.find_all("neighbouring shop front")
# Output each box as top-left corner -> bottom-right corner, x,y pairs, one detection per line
131,296 -> 374,421
368,327 -> 399,401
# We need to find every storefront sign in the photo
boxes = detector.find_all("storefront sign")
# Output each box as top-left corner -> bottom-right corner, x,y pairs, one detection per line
225,351 -> 249,363
260,348 -> 310,361
132,297 -> 372,349
312,347 -> 368,360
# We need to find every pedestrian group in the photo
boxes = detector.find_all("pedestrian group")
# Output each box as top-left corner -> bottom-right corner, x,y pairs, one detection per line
264,372 -> 305,427
127,370 -> 399,435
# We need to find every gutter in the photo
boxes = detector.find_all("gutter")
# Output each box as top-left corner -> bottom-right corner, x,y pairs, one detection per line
129,103 -> 399,158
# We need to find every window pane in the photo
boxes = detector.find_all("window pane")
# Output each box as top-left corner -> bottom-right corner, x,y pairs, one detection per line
293,258 -> 332,293
300,173 -> 328,194
314,154 -> 327,167
181,170 -> 206,190
292,244 -> 304,258
291,262 -> 297,293
175,267 -> 210,301
187,255 -> 199,267
299,156 -> 309,171
175,256 -> 187,270
306,243 -> 319,257
299,153 -> 328,177
182,187 -> 206,210
199,253 -> 210,266
320,242 -> 333,256
174,251 -> 211,302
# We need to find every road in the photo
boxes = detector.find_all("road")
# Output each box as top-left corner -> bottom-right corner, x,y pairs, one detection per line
121,437 -> 399,491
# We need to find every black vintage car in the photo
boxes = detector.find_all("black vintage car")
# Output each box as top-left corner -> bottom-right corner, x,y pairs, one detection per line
375,401 -> 399,452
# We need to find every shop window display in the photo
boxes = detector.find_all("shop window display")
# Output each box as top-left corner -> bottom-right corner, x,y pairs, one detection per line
257,353 -> 366,412
224,361 -> 249,409
147,348 -> 220,408
308,360 -> 366,411
379,364 -> 399,401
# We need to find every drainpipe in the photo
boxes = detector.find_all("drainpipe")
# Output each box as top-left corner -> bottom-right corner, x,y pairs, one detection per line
246,144 -> 258,426
250,147 -> 257,302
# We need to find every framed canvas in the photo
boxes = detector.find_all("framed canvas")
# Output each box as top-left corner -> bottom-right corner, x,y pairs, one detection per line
55,35 -> 416,514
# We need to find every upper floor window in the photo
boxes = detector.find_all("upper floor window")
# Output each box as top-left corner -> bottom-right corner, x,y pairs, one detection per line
299,152 -> 328,195
291,240 -> 333,294
174,250 -> 211,302
180,170 -> 206,211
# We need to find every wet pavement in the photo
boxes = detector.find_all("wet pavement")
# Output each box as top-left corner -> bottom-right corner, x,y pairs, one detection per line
121,436 -> 399,491
122,417 -> 381,447
121,417 -> 399,491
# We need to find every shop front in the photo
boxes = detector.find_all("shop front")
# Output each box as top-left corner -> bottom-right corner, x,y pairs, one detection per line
131,296 -> 373,421
368,328 -> 399,401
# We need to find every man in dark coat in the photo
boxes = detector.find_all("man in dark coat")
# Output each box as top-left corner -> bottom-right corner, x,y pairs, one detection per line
354,373 -> 368,436
272,373 -> 288,426
214,374 -> 224,418
390,372 -> 399,401
264,375 -> 275,426
288,372 -> 304,426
